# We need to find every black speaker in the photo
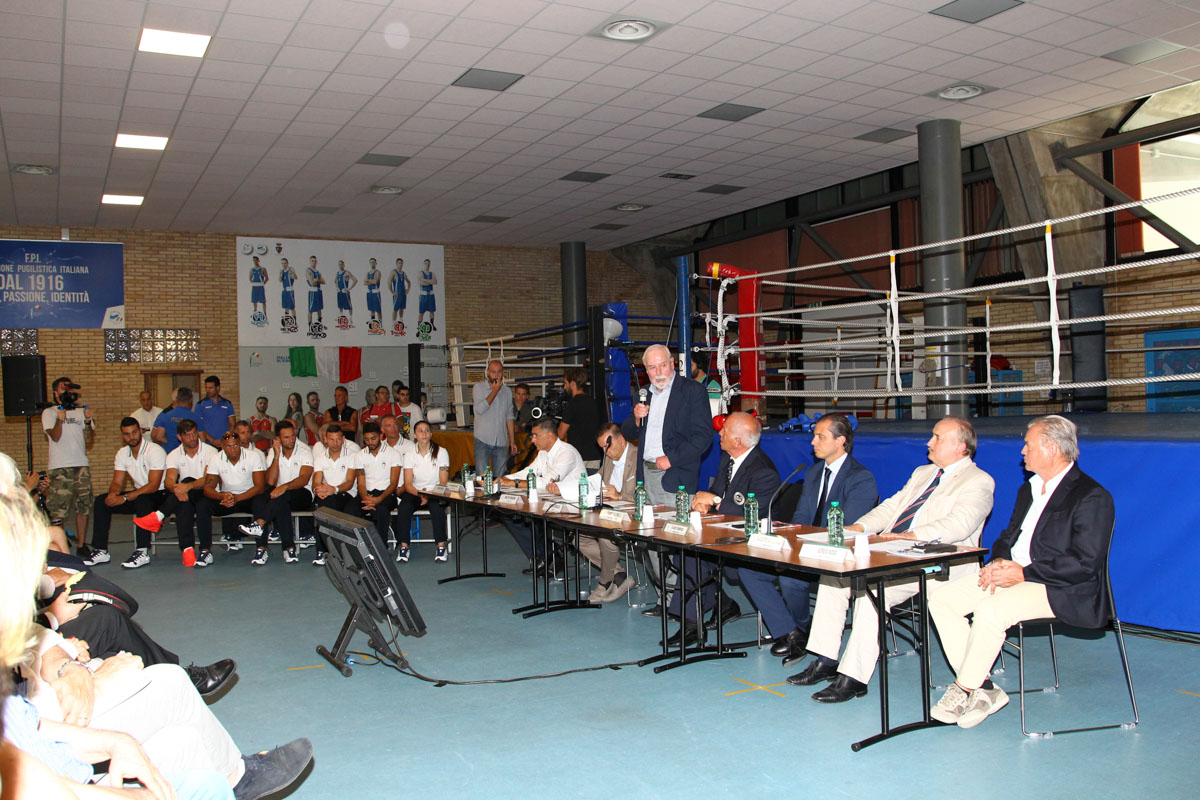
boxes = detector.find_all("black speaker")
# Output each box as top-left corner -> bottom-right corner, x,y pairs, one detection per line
1068,286 -> 1107,412
2,354 -> 47,416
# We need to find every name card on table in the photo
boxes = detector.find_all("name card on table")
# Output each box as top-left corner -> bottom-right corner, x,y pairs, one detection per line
747,533 -> 787,551
802,543 -> 854,563
426,486 -> 449,495
498,494 -> 524,507
599,508 -> 630,524
447,482 -> 464,493
661,521 -> 691,536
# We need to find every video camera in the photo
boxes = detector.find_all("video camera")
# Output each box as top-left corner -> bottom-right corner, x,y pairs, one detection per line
57,382 -> 82,411
529,392 -> 567,421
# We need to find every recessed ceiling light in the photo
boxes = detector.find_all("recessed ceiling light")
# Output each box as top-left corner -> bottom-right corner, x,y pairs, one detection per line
300,205 -> 339,214
930,0 -> 1022,25
451,69 -> 524,92
102,194 -> 144,206
358,153 -> 410,167
116,133 -> 168,150
138,28 -> 211,58
697,103 -> 765,122
613,203 -> 647,212
13,164 -> 54,175
469,215 -> 509,223
561,171 -> 610,183
697,185 -> 745,195
660,172 -> 695,180
601,19 -> 657,41
369,185 -> 404,195
937,84 -> 986,101
592,223 -> 628,230
855,127 -> 912,144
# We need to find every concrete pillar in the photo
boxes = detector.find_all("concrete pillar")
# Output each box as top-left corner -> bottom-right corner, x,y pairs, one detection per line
917,119 -> 968,418
560,242 -> 587,351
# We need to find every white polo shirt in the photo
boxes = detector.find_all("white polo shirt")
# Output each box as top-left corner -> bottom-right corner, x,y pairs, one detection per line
355,444 -> 402,493
266,442 -> 315,487
165,443 -> 215,482
386,437 -> 416,461
313,448 -> 358,497
114,440 -> 166,490
206,448 -> 265,494
403,446 -> 450,492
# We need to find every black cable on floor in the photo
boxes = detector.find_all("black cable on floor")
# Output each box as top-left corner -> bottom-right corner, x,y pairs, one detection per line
347,649 -> 639,686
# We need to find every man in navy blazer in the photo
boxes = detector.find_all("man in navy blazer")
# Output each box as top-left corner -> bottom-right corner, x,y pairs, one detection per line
663,412 -> 780,648
738,413 -> 877,661
620,344 -> 713,505
929,415 -> 1115,729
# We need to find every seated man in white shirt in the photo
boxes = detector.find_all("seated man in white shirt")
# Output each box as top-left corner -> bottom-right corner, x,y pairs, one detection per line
497,417 -> 586,575
578,424 -> 636,602
309,427 -> 360,566
129,390 -> 161,443
354,422 -> 402,547
85,417 -> 167,570
134,419 -> 216,566
786,416 -> 995,704
392,419 -> 451,563
237,420 -> 314,566
195,432 -> 267,566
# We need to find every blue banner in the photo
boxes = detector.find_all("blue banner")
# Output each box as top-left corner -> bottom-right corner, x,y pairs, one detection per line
0,239 -> 125,329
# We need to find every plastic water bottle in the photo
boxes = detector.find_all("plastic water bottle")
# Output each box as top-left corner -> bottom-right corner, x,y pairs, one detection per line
827,500 -> 844,546
463,463 -> 474,495
744,492 -> 760,536
578,472 -> 590,511
633,481 -> 647,522
462,463 -> 471,483
482,465 -> 493,494
674,485 -> 689,523
526,470 -> 536,491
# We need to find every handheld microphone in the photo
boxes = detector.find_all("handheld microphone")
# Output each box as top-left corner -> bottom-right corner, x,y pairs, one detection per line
765,461 -> 808,533
593,435 -> 612,510
637,388 -> 648,427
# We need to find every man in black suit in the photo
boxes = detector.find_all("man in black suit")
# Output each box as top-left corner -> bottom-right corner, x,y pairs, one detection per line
738,413 -> 877,661
928,414 -> 1115,729
662,412 -> 780,647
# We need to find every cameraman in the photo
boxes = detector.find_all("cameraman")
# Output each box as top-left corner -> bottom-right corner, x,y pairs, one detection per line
41,376 -> 95,554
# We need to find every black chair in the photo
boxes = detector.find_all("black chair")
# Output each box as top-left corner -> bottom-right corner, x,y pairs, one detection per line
769,481 -> 805,528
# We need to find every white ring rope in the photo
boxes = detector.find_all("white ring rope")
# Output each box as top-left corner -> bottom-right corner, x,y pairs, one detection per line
738,372 -> 1200,400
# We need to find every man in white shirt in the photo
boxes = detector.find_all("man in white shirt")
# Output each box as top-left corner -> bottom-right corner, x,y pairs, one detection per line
392,383 -> 424,438
355,422 -> 402,546
787,416 -> 995,704
134,419 -> 215,566
497,417 -> 587,573
195,431 -> 266,566
42,376 -> 95,554
928,415 -> 1115,729
129,391 -> 161,443
85,417 -> 166,570
310,427 -> 360,566
237,420 -> 315,566
379,414 -> 416,461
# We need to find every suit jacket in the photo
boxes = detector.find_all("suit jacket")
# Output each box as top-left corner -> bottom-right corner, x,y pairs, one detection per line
707,446 -> 781,517
990,465 -> 1114,629
790,455 -> 878,527
621,374 -> 713,495
855,459 -> 994,547
600,442 -> 639,501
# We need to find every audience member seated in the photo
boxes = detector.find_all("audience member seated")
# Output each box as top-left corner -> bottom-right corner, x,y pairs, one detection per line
195,433 -> 266,564
135,420 -> 216,566
309,427 -> 360,566
392,420 -> 450,564
85,418 -> 167,570
237,420 -> 314,567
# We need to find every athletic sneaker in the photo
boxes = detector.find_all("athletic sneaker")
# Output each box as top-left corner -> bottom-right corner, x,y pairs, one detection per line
83,548 -> 110,566
283,547 -> 298,564
931,684 -> 971,724
396,544 -> 410,563
957,686 -> 1010,729
232,738 -> 313,800
121,549 -> 150,569
312,551 -> 326,566
239,521 -> 264,539
434,544 -> 447,562
133,511 -> 162,533
195,550 -> 214,568
251,548 -> 269,566
268,530 -> 281,544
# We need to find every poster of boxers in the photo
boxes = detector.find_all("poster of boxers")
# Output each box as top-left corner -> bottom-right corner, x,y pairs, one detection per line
235,237 -> 445,347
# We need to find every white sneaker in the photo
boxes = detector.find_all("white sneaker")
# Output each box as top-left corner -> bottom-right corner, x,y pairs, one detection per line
434,544 -> 448,562
121,549 -> 150,569
194,550 -> 214,568
396,545 -> 410,563
83,549 -> 110,566
268,530 -> 281,544
312,552 -> 326,566
283,547 -> 298,563
251,548 -> 269,566
931,684 -> 971,724
957,686 -> 1010,729
239,521 -> 264,539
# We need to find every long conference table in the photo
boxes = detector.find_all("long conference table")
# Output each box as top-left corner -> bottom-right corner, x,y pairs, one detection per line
421,484 -> 984,752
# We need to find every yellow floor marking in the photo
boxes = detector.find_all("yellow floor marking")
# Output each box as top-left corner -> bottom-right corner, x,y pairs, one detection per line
725,677 -> 789,698
1179,690 -> 1200,697
287,664 -> 327,671
476,588 -> 513,597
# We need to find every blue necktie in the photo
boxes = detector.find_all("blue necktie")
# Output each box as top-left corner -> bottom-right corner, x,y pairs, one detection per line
812,467 -> 832,526
890,469 -> 943,533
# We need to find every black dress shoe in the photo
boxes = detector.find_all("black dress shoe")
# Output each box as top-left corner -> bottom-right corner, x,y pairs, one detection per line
786,659 -> 839,686
640,603 -> 664,618
704,599 -> 741,631
811,674 -> 868,703
770,627 -> 809,659
660,622 -> 702,649
186,658 -> 237,698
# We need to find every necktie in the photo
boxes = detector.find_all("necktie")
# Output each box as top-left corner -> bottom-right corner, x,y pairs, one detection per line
725,457 -> 735,494
812,467 -> 832,526
890,469 -> 943,533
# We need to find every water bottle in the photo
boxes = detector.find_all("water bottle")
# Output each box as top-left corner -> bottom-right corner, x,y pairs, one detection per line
674,485 -> 689,523
526,470 -> 536,491
744,492 -> 759,536
483,465 -> 493,494
461,463 -> 471,482
827,500 -> 844,546
578,472 -> 590,511
633,481 -> 647,522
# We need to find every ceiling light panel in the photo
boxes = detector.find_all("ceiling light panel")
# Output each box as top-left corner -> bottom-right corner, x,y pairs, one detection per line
116,134 -> 169,150
102,194 -> 144,205
138,28 -> 211,58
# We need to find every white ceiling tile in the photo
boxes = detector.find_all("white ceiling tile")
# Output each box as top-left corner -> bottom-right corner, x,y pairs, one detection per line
64,19 -> 140,50
263,66 -> 330,89
66,0 -> 144,26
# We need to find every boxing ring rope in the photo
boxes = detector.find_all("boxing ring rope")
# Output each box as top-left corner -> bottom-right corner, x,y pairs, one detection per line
697,186 -> 1200,410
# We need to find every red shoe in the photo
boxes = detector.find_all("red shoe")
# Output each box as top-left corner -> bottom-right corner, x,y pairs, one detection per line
134,512 -> 162,533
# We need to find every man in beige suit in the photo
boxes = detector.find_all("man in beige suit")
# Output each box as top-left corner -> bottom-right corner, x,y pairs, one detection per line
786,416 -> 995,703
578,423 -> 637,602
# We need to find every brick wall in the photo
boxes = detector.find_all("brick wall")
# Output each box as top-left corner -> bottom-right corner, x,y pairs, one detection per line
0,224 -> 654,493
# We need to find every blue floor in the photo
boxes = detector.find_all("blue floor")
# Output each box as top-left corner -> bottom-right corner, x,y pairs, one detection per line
104,525 -> 1198,799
